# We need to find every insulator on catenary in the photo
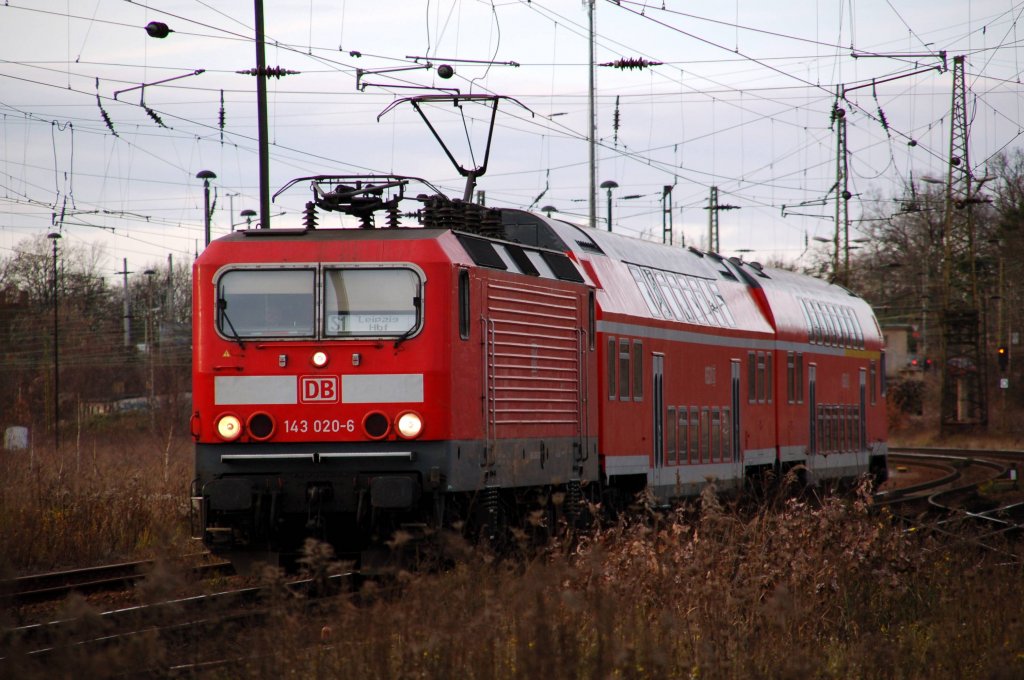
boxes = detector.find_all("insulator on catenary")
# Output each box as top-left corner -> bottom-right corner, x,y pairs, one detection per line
304,202 -> 318,230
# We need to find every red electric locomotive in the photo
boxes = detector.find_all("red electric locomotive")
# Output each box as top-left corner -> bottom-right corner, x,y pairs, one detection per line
190,174 -> 887,567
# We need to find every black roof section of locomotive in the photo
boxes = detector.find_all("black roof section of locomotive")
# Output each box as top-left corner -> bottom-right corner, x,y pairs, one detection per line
229,227 -> 450,241
453,230 -> 586,283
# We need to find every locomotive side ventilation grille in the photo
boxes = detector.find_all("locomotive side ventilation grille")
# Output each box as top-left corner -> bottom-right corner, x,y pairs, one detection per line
485,280 -> 582,432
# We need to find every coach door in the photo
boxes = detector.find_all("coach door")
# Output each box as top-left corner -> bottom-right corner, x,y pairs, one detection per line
859,367 -> 868,465
652,354 -> 665,485
808,364 -> 817,455
731,359 -> 741,462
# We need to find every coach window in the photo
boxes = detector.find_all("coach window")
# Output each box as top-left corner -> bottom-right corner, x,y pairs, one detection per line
722,407 -> 732,463
607,337 -> 617,399
458,269 -> 470,340
667,406 -> 677,465
870,360 -> 877,405
619,339 -> 632,400
217,268 -> 315,338
787,352 -> 795,403
756,352 -> 766,403
747,352 -> 757,403
632,340 -> 644,401
324,268 -> 420,338
678,409 -> 689,464
765,353 -> 773,403
700,408 -> 711,462
689,407 -> 701,463
711,408 -> 722,462
795,353 -> 804,403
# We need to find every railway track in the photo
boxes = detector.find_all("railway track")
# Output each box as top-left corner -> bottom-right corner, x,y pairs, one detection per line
877,446 -> 1024,564
1,567 -> 375,676
876,449 -> 1008,505
0,556 -> 234,607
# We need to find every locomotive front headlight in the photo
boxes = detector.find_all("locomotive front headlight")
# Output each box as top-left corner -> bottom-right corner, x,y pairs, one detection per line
311,350 -> 329,368
216,414 -> 243,441
395,411 -> 423,439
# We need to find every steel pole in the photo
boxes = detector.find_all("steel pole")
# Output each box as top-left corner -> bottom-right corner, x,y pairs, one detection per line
255,0 -> 271,229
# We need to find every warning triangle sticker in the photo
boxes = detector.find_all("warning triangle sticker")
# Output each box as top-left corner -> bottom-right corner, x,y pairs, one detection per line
222,350 -> 231,357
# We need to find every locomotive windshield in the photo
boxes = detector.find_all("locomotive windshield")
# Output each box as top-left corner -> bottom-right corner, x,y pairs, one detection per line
324,267 -> 420,337
217,269 -> 315,338
215,266 -> 421,340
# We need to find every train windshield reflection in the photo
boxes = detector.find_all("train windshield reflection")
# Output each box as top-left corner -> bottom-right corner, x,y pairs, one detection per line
324,268 -> 420,337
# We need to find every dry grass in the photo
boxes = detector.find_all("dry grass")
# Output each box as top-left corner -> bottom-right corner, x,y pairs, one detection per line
4,421 -> 1024,678
205,482 -> 1024,679
0,415 -> 194,577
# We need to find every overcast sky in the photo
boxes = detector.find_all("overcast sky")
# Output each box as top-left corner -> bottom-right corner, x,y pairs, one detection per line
2,1 -> 1022,281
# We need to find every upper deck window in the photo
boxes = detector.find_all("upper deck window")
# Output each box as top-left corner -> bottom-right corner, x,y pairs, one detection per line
217,269 -> 316,338
627,263 -> 736,329
324,267 -> 420,337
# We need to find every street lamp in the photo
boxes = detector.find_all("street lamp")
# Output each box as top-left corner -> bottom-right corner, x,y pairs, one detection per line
600,180 -> 618,232
196,170 -> 217,246
47,232 -> 61,452
239,208 -> 257,230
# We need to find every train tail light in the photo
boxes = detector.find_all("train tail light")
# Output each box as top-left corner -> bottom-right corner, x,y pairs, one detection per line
395,411 -> 423,439
216,414 -> 243,441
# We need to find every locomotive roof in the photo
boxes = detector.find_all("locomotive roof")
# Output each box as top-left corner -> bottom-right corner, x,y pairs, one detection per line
215,227 -> 451,242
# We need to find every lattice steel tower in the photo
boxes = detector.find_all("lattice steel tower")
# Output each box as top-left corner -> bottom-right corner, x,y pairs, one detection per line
940,55 -> 987,433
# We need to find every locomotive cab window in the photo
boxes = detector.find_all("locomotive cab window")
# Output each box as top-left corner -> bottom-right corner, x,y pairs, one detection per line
217,269 -> 315,338
324,267 -> 421,338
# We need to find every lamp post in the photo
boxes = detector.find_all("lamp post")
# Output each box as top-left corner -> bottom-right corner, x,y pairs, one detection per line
600,180 -> 618,232
196,170 -> 217,246
239,209 -> 257,230
47,232 -> 61,451
144,269 -> 157,425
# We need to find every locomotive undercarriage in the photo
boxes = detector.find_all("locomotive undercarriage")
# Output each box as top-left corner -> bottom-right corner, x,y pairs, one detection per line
192,436 -> 596,570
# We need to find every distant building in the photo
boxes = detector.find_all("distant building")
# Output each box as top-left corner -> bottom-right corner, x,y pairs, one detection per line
882,324 -> 928,379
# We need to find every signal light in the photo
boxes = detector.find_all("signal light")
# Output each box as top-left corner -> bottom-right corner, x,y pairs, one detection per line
998,346 -> 1009,372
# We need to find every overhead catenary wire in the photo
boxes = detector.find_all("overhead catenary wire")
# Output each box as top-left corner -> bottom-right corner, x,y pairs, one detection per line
0,0 -> 1021,266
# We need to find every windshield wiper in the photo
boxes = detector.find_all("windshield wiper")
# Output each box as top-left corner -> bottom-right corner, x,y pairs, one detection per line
393,296 -> 421,350
217,299 -> 246,350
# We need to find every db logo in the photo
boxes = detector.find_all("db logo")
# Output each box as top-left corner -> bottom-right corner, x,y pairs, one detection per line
299,376 -> 339,403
